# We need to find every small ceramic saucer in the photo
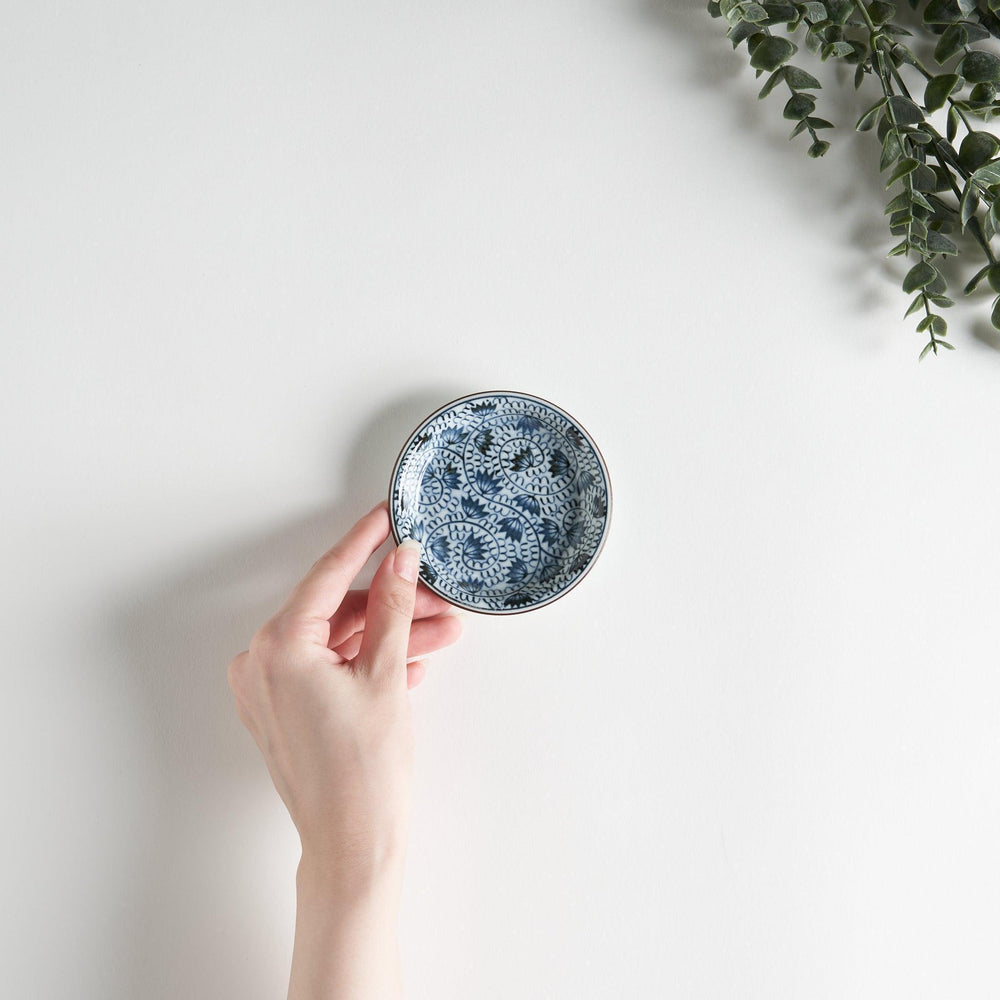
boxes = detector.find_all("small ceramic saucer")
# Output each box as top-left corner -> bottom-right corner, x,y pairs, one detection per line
388,390 -> 611,614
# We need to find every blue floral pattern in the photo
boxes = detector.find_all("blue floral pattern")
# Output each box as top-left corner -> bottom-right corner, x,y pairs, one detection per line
389,391 -> 611,613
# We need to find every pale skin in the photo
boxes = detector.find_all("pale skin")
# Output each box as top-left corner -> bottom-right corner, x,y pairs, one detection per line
227,501 -> 464,999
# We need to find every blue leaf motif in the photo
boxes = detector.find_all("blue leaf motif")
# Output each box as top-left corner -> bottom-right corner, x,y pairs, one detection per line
498,516 -> 523,542
512,494 -> 540,516
470,401 -> 496,414
413,432 -> 431,450
507,558 -> 530,584
566,425 -> 585,447
548,449 -> 570,477
516,415 -> 541,433
577,470 -> 595,492
440,425 -> 468,445
421,561 -> 437,584
409,521 -> 425,542
569,552 -> 590,574
459,578 -> 484,593
539,559 -> 561,583
474,470 -> 502,496
539,518 -> 560,544
565,521 -> 583,547
510,447 -> 534,471
591,494 -> 607,518
428,536 -> 451,562
441,462 -> 460,490
474,429 -> 494,455
504,591 -> 534,608
461,533 -> 487,562
461,496 -> 489,519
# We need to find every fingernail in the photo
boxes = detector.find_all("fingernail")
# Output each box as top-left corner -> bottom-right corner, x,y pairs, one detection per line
394,539 -> 421,582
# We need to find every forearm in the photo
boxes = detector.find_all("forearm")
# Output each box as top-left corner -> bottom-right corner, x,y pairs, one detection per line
287,855 -> 404,1000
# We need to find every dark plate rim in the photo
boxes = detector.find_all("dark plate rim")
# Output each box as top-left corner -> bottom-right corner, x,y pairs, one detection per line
386,388 -> 613,616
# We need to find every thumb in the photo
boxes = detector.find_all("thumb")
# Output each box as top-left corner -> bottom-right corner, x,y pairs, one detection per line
356,539 -> 422,685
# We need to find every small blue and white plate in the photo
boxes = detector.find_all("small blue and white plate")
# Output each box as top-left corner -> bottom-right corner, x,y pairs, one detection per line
388,390 -> 611,614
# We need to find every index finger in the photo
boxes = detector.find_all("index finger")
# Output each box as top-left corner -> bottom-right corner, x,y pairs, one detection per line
279,502 -> 392,620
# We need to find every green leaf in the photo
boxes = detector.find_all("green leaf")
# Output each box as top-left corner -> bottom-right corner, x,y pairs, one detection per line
919,341 -> 934,360
800,1 -> 827,18
959,132 -> 1000,171
938,339 -> 956,349
927,273 -> 948,296
926,229 -> 959,254
964,263 -> 991,294
789,118 -> 810,139
916,315 -> 933,333
888,240 -> 910,256
807,116 -> 835,129
947,104 -> 960,143
741,2 -> 769,22
884,192 -> 910,214
729,20 -> 760,46
826,0 -> 853,23
959,50 -> 1000,85
960,185 -> 981,228
880,130 -> 903,171
857,99 -> 886,132
758,67 -> 786,98
903,260 -> 938,293
965,22 -> 991,43
708,0 -> 723,15
886,157 -> 919,187
969,82 -> 997,106
905,294 -> 925,317
924,74 -> 961,113
930,314 -> 948,336
930,295 -> 955,308
750,35 -> 797,71
888,95 -> 924,125
823,40 -> 855,58
784,65 -> 822,89
911,164 -> 938,192
971,161 -> 1000,187
784,93 -> 817,119
991,295 -> 1000,330
924,0 -> 966,23
889,42 -> 916,68
989,262 -> 1000,293
760,2 -> 797,22
934,24 -> 969,64
808,139 -> 831,157
868,0 -> 897,23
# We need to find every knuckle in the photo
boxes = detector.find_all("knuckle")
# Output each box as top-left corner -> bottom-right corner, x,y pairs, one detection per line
250,615 -> 290,656
227,651 -> 249,692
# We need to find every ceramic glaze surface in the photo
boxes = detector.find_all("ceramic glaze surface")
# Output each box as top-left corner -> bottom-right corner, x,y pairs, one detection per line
389,392 -> 611,613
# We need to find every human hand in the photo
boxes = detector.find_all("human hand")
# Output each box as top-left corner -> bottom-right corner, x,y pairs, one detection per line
227,500 -> 463,886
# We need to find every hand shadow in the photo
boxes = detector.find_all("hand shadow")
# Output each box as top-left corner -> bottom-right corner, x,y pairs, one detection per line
109,384 -> 464,999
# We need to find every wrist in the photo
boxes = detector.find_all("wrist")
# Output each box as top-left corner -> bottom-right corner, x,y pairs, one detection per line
296,841 -> 405,908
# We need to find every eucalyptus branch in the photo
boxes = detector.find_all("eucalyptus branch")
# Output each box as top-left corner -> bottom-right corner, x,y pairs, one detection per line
708,0 -> 1000,357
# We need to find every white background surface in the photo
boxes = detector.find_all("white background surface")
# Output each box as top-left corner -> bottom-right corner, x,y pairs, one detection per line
3,2 -> 998,997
